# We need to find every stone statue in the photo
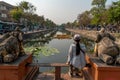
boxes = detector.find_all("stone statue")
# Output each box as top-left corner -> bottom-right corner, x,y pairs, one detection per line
94,28 -> 120,65
0,27 -> 25,63
12,27 -> 25,56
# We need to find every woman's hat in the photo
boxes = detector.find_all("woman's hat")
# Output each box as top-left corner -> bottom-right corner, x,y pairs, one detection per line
74,34 -> 81,40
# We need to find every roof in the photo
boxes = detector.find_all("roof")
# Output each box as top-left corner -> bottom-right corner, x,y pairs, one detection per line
0,1 -> 14,8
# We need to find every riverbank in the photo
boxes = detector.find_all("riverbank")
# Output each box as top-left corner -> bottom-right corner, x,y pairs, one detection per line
0,29 -> 55,42
66,28 -> 120,46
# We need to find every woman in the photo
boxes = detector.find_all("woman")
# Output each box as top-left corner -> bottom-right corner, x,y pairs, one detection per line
66,34 -> 86,77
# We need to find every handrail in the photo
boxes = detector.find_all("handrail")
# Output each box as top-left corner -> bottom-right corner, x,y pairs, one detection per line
28,63 -> 69,80
29,63 -> 69,67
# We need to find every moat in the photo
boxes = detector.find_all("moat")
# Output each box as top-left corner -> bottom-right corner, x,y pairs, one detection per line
24,30 -> 94,72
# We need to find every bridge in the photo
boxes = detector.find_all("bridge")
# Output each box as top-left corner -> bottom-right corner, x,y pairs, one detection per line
27,63 -> 90,80
29,63 -> 69,80
0,53 -> 120,80
24,54 -> 120,80
1,28 -> 120,80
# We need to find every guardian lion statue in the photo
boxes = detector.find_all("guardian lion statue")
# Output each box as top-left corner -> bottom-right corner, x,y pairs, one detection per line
94,28 -> 120,65
0,27 -> 25,63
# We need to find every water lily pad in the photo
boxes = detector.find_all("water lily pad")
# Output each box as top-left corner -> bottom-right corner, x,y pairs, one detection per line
25,46 -> 59,58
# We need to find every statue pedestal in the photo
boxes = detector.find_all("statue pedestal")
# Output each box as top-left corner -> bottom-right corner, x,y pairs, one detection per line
0,54 -> 38,80
86,54 -> 120,80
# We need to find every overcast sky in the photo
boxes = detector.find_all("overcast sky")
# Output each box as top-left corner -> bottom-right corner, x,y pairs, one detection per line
0,0 -> 117,25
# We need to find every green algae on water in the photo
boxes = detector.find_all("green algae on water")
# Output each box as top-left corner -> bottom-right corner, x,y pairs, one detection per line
24,46 -> 59,58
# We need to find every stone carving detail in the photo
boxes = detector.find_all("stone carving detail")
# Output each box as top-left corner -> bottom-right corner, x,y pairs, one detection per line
95,37 -> 120,65
0,27 -> 25,63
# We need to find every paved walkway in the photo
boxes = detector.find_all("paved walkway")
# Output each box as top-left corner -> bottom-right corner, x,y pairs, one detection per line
35,72 -> 84,80
34,67 -> 91,80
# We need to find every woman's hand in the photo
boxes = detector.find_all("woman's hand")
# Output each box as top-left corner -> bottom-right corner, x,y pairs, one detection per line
66,61 -> 70,65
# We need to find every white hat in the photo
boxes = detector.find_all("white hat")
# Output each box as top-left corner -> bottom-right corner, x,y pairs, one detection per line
74,34 -> 81,40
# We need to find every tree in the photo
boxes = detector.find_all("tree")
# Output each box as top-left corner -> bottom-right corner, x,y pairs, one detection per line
10,1 -> 56,30
65,22 -> 72,28
10,1 -> 36,23
19,1 -> 36,14
77,11 -> 92,27
18,1 -> 36,30
90,0 -> 107,25
108,1 -> 120,25
44,19 -> 56,29
39,16 -> 45,27
72,20 -> 79,28
92,0 -> 107,8
100,9 -> 109,25
10,7 -> 23,22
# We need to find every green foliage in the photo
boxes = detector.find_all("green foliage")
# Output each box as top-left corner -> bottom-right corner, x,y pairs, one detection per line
74,0 -> 120,28
19,1 -> 29,10
25,46 -> 59,58
19,1 -> 36,13
108,1 -> 120,24
90,0 -> 107,25
100,10 -> 109,25
91,14 -> 100,25
72,20 -> 79,27
90,7 -> 99,16
91,9 -> 109,25
77,11 -> 91,27
10,8 -> 23,21
92,0 -> 107,8
44,18 -> 56,28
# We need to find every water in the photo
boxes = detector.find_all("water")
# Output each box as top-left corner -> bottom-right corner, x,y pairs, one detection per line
36,38 -> 72,72
39,39 -> 72,63
24,30 -> 94,72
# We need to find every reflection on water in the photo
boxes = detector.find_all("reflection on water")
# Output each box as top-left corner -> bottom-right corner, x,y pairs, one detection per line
24,30 -> 94,72
24,31 -> 56,47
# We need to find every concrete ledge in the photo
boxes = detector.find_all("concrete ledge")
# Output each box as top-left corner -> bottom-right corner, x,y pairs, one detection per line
29,63 -> 69,67
0,54 -> 34,80
86,54 -> 120,80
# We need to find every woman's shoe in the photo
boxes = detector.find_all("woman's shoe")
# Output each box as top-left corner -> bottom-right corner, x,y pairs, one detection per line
85,63 -> 91,68
68,72 -> 73,77
75,73 -> 80,77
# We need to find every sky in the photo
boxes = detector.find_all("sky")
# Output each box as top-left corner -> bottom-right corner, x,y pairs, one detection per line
0,0 -> 117,25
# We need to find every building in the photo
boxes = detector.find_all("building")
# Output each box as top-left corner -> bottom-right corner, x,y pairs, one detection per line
0,1 -> 14,22
0,1 -> 24,34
